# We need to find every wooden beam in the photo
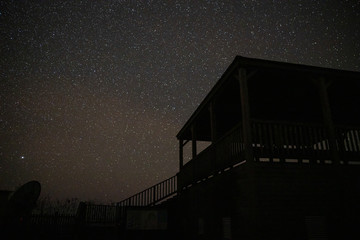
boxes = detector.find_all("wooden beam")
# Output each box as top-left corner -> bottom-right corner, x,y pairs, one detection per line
209,101 -> 217,142
179,139 -> 184,170
238,67 -> 258,234
191,125 -> 197,159
182,139 -> 190,146
239,68 -> 254,163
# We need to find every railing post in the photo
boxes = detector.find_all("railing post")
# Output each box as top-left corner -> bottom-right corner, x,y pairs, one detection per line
76,201 -> 87,233
115,203 -> 120,225
209,101 -> 217,142
179,139 -> 184,170
191,125 -> 197,159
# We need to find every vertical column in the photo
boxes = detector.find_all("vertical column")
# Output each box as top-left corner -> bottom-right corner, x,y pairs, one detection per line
209,101 -> 217,142
179,139 -> 184,170
191,125 -> 197,159
238,68 -> 258,236
238,68 -> 254,163
318,77 -> 339,164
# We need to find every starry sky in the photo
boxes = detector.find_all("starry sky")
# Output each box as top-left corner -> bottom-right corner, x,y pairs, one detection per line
1,0 -> 359,203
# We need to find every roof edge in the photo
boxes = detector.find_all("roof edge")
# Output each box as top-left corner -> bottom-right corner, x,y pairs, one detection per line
176,55 -> 360,139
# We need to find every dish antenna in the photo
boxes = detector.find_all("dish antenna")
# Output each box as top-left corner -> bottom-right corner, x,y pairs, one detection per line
8,181 -> 41,213
0,181 -> 41,236
4,181 -> 41,225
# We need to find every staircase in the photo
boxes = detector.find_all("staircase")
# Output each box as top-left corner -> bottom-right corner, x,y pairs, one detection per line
117,175 -> 177,208
115,175 -> 177,225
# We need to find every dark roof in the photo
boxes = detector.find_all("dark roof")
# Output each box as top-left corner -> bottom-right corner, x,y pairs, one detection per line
176,56 -> 360,141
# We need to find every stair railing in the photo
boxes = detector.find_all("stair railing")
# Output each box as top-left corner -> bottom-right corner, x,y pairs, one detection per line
117,175 -> 177,208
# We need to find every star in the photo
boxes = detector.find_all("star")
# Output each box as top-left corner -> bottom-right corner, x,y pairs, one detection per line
0,0 -> 359,203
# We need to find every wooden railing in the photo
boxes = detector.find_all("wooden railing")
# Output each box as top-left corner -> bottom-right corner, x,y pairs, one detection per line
251,120 -> 331,162
117,175 -> 177,208
178,120 -> 360,189
252,120 -> 360,163
115,175 -> 177,225
335,126 -> 360,163
178,123 -> 245,190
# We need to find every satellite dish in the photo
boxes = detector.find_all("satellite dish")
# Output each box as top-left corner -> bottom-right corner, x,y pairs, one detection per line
8,181 -> 41,215
0,181 -> 40,236
0,180 -> 41,231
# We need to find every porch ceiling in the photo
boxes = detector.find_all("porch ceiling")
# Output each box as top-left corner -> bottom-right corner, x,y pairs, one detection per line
177,56 -> 360,141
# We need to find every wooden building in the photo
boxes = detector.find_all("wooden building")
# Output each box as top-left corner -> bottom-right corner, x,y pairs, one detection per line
118,56 -> 360,240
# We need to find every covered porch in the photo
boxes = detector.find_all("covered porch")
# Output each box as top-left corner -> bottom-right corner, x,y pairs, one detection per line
176,56 -> 360,190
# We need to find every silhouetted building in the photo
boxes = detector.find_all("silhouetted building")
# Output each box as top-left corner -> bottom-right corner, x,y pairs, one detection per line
118,56 -> 360,240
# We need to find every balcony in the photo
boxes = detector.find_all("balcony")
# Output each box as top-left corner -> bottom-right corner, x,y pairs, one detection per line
178,120 -> 360,190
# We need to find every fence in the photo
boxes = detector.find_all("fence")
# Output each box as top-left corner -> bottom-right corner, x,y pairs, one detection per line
30,213 -> 77,234
76,202 -> 119,225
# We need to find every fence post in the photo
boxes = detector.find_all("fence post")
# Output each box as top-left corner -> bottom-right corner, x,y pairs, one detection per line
76,201 -> 87,233
54,212 -> 58,232
115,204 -> 121,225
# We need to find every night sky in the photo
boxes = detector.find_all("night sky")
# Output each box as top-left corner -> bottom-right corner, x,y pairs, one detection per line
1,0 -> 359,203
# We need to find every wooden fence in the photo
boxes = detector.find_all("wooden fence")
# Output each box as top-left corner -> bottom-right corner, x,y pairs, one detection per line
76,202 -> 119,225
30,213 -> 77,234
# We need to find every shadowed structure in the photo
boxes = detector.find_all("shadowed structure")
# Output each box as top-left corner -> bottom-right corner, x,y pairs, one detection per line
117,56 -> 360,240
175,56 -> 360,240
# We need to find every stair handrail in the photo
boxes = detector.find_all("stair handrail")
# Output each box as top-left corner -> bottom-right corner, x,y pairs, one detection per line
116,175 -> 177,208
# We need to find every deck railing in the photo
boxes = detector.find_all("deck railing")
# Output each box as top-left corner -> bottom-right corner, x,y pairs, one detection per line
178,120 -> 360,189
178,123 -> 245,189
251,120 -> 331,162
252,120 -> 360,163
335,125 -> 360,163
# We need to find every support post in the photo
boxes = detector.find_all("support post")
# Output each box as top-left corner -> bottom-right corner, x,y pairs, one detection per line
238,67 -> 258,237
209,101 -> 217,142
318,77 -> 339,164
191,125 -> 197,159
238,68 -> 254,163
179,139 -> 184,170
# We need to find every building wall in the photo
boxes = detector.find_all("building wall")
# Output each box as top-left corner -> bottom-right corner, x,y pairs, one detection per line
177,163 -> 360,240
